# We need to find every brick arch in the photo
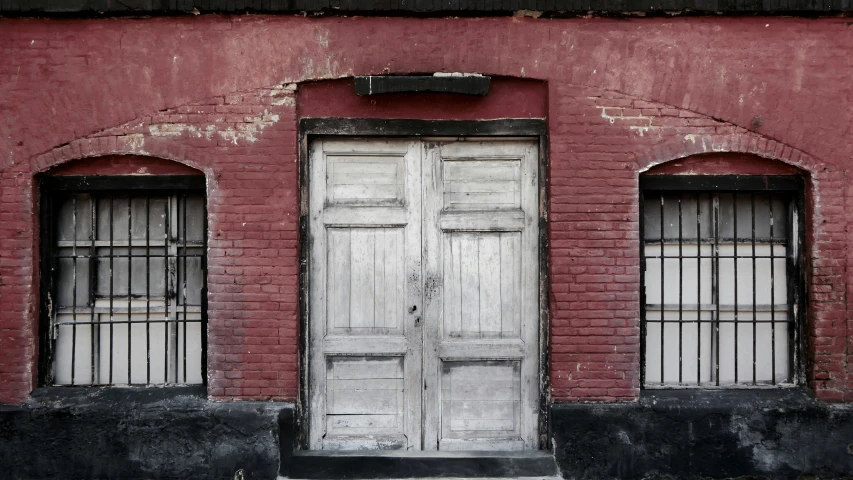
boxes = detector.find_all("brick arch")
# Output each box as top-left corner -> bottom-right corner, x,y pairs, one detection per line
42,154 -> 204,177
637,132 -> 823,178
31,134 -> 213,179
642,152 -> 806,177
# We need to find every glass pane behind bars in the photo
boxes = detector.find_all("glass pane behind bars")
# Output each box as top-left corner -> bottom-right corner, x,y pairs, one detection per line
643,192 -> 792,386
52,193 -> 205,385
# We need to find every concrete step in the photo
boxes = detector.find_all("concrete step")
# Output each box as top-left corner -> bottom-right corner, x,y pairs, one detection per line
284,450 -> 561,479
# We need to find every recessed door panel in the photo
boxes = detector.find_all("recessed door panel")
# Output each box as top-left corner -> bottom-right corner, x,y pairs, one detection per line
326,227 -> 405,335
443,232 -> 521,339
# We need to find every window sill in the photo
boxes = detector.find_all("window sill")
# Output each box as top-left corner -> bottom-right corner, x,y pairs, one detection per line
29,385 -> 207,407
639,386 -> 813,408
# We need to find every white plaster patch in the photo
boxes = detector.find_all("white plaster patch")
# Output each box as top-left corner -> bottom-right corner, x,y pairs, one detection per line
148,109 -> 280,145
120,133 -> 147,153
270,84 -> 297,106
149,123 -> 216,140
597,106 -> 656,137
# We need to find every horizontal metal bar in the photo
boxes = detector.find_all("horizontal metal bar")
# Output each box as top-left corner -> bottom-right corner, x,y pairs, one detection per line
57,240 -> 203,247
645,319 -> 792,324
643,238 -> 784,244
54,253 -> 204,259
57,306 -> 202,314
55,319 -> 203,326
644,255 -> 787,260
646,303 -> 788,312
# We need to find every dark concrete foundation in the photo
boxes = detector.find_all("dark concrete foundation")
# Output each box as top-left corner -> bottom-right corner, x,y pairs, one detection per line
552,390 -> 853,480
4,388 -> 853,479
0,387 -> 295,480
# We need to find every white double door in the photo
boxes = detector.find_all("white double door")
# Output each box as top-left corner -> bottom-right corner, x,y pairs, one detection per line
308,137 -> 539,451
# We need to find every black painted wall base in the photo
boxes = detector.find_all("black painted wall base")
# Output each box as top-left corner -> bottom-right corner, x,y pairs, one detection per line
0,387 -> 295,480
4,388 -> 853,480
552,390 -> 853,480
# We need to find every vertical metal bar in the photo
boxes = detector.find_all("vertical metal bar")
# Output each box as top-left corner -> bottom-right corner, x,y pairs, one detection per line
201,194 -> 208,385
127,197 -> 132,383
733,192 -> 739,384
164,197 -> 170,383
182,194 -> 188,383
71,195 -> 78,385
769,195 -> 776,385
660,194 -> 665,384
146,197 -> 151,384
90,195 -> 98,384
713,194 -> 720,386
175,195 -> 180,383
751,193 -> 757,385
696,194 -> 702,385
109,197 -> 114,385
174,195 -> 181,383
678,197 -> 683,384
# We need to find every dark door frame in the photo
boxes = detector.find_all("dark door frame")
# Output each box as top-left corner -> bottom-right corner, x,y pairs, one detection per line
297,118 -> 551,450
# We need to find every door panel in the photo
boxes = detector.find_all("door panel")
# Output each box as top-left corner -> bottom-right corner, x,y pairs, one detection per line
423,140 -> 539,451
326,227 -> 405,335
442,232 -> 521,339
309,139 -> 423,450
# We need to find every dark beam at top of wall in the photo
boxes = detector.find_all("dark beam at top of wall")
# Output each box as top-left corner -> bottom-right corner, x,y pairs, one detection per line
354,76 -> 491,96
1,0 -> 850,15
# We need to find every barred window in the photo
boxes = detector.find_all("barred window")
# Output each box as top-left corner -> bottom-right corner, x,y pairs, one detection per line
640,176 -> 804,388
41,176 -> 207,386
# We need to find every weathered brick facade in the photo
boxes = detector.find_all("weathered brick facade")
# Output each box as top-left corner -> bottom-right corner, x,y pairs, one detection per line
2,16 -> 852,408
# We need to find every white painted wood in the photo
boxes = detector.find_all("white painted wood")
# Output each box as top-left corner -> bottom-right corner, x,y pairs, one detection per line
439,340 -> 525,360
438,212 -> 525,232
309,139 -> 423,451
309,137 -> 539,452
423,140 -> 539,451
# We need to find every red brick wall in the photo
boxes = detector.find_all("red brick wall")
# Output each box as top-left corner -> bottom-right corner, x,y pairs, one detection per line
1,16 -> 851,405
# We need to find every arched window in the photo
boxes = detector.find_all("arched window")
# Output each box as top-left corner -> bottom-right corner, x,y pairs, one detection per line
39,164 -> 207,387
640,158 -> 806,388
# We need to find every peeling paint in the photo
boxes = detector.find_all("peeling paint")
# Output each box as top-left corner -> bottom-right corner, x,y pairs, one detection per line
148,109 -> 280,145
597,106 -> 656,137
270,84 -> 297,106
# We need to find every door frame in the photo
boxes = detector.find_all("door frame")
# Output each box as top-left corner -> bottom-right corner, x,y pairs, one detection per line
297,118 -> 550,450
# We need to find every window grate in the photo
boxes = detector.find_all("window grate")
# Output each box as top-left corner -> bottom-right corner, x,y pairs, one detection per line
640,186 -> 801,388
46,186 -> 206,386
